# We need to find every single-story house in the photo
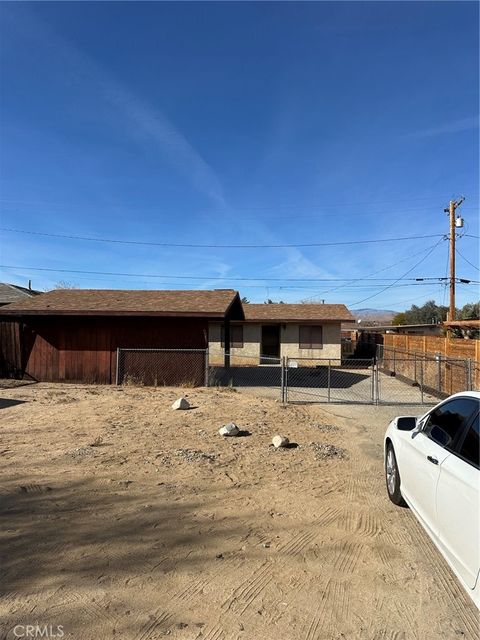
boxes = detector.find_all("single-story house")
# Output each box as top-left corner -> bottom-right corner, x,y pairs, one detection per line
208,303 -> 355,366
0,289 -> 243,384
0,282 -> 41,307
373,324 -> 444,336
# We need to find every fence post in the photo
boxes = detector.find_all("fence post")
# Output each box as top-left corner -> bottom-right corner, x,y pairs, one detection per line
466,358 -> 472,391
420,357 -> 424,404
393,347 -> 396,375
436,354 -> 442,393
414,352 -> 417,384
327,360 -> 331,403
281,356 -> 285,403
372,360 -> 376,404
285,357 -> 289,403
115,348 -> 120,385
204,348 -> 209,387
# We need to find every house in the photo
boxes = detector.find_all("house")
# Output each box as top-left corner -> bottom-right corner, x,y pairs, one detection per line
374,323 -> 444,336
0,289 -> 243,383
209,303 -> 354,366
0,282 -> 41,307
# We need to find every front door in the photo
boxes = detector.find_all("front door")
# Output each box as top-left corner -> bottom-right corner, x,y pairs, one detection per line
261,325 -> 280,364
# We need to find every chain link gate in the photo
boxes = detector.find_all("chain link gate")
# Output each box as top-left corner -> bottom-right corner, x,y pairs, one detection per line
284,357 -> 375,404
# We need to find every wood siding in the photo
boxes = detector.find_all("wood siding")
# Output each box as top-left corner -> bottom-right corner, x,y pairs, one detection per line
0,316 -> 208,384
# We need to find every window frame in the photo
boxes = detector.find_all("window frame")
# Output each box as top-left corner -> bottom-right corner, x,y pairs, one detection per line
299,325 -> 323,350
220,324 -> 244,349
454,410 -> 479,470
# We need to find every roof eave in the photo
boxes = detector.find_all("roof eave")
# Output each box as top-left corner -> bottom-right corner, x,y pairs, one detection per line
0,310 -> 228,318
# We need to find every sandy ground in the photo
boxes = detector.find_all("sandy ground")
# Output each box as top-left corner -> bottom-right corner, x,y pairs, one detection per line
0,382 -> 478,640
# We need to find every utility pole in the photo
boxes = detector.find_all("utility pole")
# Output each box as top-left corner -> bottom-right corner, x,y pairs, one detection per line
444,197 -> 465,321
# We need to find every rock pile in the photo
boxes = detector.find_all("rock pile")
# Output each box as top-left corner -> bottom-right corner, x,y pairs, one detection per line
309,443 -> 347,460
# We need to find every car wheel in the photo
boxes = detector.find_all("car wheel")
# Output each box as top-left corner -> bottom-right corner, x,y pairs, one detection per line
385,444 -> 407,506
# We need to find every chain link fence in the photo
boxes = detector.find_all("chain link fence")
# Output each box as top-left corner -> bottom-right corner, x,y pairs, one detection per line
285,357 -> 375,404
208,352 -> 283,400
116,348 -> 208,387
115,346 -> 479,405
376,344 -> 478,402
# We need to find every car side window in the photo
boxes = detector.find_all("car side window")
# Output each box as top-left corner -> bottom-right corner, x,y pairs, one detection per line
423,398 -> 479,450
458,413 -> 479,468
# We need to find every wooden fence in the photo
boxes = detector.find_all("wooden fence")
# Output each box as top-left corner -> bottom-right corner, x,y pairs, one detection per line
0,321 -> 23,379
383,334 -> 479,361
381,334 -> 479,394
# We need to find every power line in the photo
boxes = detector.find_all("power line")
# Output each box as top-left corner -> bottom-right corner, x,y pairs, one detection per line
349,237 -> 446,308
0,227 -> 445,249
1,195 -> 478,211
456,247 -> 480,272
300,242 -> 441,302
0,263 -> 462,284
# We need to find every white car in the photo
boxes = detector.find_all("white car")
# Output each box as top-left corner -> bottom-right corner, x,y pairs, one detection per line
384,391 -> 479,609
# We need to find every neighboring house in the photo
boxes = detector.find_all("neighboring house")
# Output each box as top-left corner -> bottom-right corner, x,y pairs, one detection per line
443,319 -> 480,339
0,289 -> 243,383
0,282 -> 41,307
209,303 -> 354,365
357,323 -> 444,337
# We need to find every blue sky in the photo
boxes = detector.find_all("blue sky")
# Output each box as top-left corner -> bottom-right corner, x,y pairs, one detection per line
0,1 -> 478,310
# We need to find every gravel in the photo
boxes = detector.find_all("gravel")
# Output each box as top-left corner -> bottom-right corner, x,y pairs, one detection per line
309,442 -> 348,460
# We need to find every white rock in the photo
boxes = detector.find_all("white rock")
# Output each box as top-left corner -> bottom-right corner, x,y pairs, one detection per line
219,422 -> 240,437
272,435 -> 289,448
171,397 -> 190,410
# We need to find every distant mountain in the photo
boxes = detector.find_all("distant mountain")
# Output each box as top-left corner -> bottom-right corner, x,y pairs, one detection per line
352,308 -> 396,323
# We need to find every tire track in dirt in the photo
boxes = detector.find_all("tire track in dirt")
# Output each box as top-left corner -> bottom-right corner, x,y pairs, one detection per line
406,518 -> 478,638
338,510 -> 383,539
391,599 -> 419,640
221,561 -> 274,614
172,575 -> 220,604
332,540 -> 366,574
201,623 -> 226,640
303,579 -> 351,640
357,593 -> 408,640
133,608 -> 173,640
276,507 -> 342,555
170,557 -> 243,604
370,632 -> 406,640
381,520 -> 414,548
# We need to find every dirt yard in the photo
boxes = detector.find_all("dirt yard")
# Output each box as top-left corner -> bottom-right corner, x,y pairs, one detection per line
0,382 -> 478,640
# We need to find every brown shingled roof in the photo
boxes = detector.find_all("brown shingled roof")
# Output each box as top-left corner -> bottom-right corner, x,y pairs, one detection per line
0,289 -> 242,318
0,282 -> 41,305
242,303 -> 354,323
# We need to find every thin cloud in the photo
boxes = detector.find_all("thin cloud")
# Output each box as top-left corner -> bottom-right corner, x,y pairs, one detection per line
408,116 -> 479,139
2,6 -> 226,206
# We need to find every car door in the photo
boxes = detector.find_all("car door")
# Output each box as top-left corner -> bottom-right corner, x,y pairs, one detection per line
436,411 -> 479,590
398,397 -> 478,538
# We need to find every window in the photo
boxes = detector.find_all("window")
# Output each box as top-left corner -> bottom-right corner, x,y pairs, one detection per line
458,413 -> 479,468
220,324 -> 244,348
423,398 -> 479,450
299,325 -> 323,349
